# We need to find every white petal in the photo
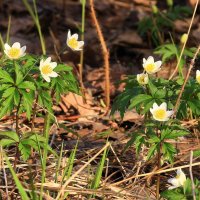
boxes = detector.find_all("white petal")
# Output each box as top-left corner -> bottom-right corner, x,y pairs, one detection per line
168,185 -> 178,190
196,70 -> 200,76
160,102 -> 167,110
21,46 -> 26,54
67,30 -> 71,39
167,110 -> 174,118
155,60 -> 162,68
146,56 -> 154,64
40,59 -> 44,68
42,75 -> 50,82
168,178 -> 180,187
71,33 -> 78,40
78,41 -> 84,49
4,43 -> 11,50
44,57 -> 51,65
49,71 -> 58,77
143,58 -> 146,64
153,103 -> 158,110
12,42 -> 21,48
50,62 -> 57,69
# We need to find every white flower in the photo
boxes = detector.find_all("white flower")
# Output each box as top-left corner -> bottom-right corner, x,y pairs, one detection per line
150,102 -> 174,121
137,73 -> 149,85
4,42 -> 26,60
66,30 -> 84,51
168,169 -> 186,190
196,70 -> 200,84
143,56 -> 162,74
39,57 -> 58,82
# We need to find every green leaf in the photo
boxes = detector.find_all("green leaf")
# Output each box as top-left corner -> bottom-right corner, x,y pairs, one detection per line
162,142 -> 176,163
18,81 -> 36,90
18,142 -> 31,161
14,89 -> 20,105
162,128 -> 189,139
90,142 -> 108,191
146,144 -> 157,160
15,64 -> 24,85
129,94 -> 152,109
0,69 -> 14,83
0,139 -> 16,147
0,94 -> 14,119
4,153 -> 30,200
2,87 -> 15,98
161,189 -> 187,200
193,150 -> 200,158
21,90 -> 34,120
54,64 -> 72,72
0,131 -> 19,142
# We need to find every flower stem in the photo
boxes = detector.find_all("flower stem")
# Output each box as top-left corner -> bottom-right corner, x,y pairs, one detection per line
156,125 -> 162,199
79,0 -> 86,91
14,95 -> 22,170
156,142 -> 161,199
31,94 -> 38,132
40,111 -> 51,200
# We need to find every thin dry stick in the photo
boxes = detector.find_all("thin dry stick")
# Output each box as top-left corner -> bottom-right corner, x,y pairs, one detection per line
111,161 -> 200,186
173,45 -> 200,116
55,142 -> 110,200
169,0 -> 199,80
90,0 -> 110,108
0,147 -> 9,197
189,151 -> 196,200
109,144 -> 127,177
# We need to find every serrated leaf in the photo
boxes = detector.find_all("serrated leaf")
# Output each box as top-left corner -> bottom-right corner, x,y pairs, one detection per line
0,131 -> 19,142
161,189 -> 187,200
146,144 -> 158,160
2,87 -> 15,98
18,81 -> 36,90
129,94 -> 152,109
0,94 -> 14,119
0,138 -> 16,147
0,69 -> 14,83
15,64 -> 24,85
18,142 -> 31,161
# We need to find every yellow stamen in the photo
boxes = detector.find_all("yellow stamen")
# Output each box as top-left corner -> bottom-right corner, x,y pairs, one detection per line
197,75 -> 200,83
139,76 -> 145,83
145,64 -> 155,72
68,38 -> 78,49
8,48 -> 20,58
154,109 -> 166,120
41,65 -> 52,75
176,174 -> 180,179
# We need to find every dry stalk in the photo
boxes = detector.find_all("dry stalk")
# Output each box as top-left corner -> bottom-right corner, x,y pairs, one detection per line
169,0 -> 199,80
173,45 -> 200,116
56,142 -> 110,200
111,161 -> 200,186
189,151 -> 196,200
89,0 -> 110,108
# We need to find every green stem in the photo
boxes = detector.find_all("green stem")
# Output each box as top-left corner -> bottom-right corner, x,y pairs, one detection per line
40,111 -> 51,200
31,94 -> 38,132
79,0 -> 86,90
14,95 -> 22,170
22,0 -> 46,55
156,124 -> 162,199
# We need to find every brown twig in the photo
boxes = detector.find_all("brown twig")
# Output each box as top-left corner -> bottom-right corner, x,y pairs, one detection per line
89,0 -> 110,108
169,0 -> 199,80
173,45 -> 200,117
